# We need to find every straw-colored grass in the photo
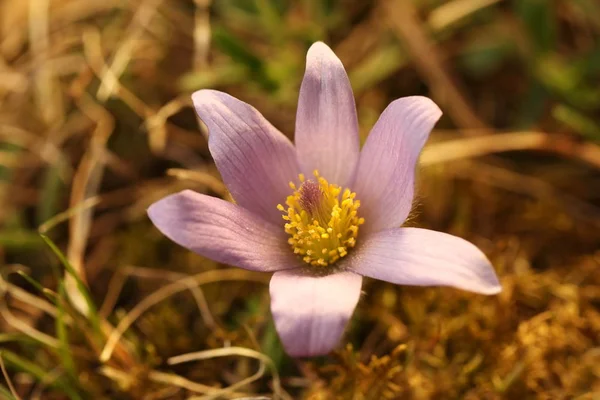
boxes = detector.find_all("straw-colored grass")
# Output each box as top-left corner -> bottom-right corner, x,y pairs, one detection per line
1,0 -> 599,398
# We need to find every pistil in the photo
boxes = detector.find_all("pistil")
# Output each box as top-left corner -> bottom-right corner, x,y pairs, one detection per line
277,171 -> 364,267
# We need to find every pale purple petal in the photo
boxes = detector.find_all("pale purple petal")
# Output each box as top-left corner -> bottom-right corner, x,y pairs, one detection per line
351,97 -> 442,233
192,89 -> 300,225
295,42 -> 359,187
347,228 -> 501,294
148,190 -> 300,272
270,270 -> 362,357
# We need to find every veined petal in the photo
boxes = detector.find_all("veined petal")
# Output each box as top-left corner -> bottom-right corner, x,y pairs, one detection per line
295,42 -> 359,187
351,97 -> 442,233
192,89 -> 300,225
347,228 -> 501,294
148,190 -> 300,272
270,270 -> 362,357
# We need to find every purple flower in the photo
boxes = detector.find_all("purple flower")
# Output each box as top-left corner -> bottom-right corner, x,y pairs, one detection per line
148,42 -> 501,357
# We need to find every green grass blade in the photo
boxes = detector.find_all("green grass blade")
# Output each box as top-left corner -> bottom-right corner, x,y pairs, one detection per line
0,333 -> 39,345
0,350 -> 82,400
39,235 -> 101,335
55,282 -> 77,381
0,384 -> 19,400
15,271 -> 57,304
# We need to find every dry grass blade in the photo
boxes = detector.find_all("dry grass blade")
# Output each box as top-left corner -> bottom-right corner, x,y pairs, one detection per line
383,0 -> 490,132
0,125 -> 71,180
81,27 -> 150,116
166,168 -> 228,197
421,131 -> 600,169
453,161 -> 600,225
428,0 -> 502,31
0,353 -> 21,400
28,0 -> 63,124
0,267 -> 62,320
38,197 -> 101,234
100,269 -> 266,362
99,265 -> 216,328
67,93 -> 115,274
98,366 -> 249,397
63,88 -> 116,313
146,96 -> 193,154
148,370 -> 248,397
0,302 -> 59,349
193,0 -> 212,69
1,0 -> 599,398
96,0 -> 164,102
168,347 -> 282,400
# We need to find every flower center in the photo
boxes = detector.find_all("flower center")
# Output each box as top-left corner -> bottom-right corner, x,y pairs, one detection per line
277,171 -> 364,267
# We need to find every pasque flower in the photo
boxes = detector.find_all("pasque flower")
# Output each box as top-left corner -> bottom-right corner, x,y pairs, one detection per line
148,42 -> 501,357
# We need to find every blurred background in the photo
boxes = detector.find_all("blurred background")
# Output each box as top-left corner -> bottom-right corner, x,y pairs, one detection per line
0,0 -> 599,398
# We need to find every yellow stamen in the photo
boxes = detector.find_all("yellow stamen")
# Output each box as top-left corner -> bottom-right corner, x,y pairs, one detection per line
277,170 -> 364,267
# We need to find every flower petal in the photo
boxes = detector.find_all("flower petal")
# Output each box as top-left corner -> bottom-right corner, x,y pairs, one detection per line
192,89 -> 300,225
270,270 -> 362,357
351,97 -> 442,233
295,42 -> 359,186
148,190 -> 300,272
347,228 -> 501,294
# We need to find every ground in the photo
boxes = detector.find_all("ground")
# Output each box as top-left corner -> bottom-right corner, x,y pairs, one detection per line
0,0 -> 599,399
